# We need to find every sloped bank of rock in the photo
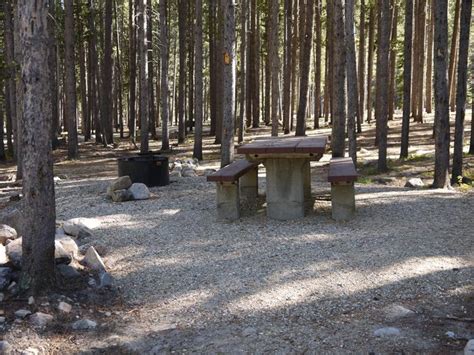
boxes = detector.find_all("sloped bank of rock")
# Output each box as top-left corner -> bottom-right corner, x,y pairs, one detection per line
106,176 -> 151,202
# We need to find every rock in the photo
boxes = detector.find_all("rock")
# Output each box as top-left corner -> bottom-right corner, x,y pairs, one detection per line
405,178 -> 425,188
0,267 -> 12,290
63,218 -> 100,237
15,309 -> 32,319
72,319 -> 97,331
55,235 -> 79,259
384,304 -> 415,321
28,296 -> 35,305
0,208 -> 23,237
170,170 -> 182,179
5,237 -> 22,269
0,341 -> 12,354
242,327 -> 257,337
0,316 -> 5,324
0,293 -> 4,302
29,312 -> 53,327
9,194 -> 22,202
203,169 -> 217,176
98,272 -> 114,288
57,264 -> 81,279
374,327 -> 401,337
0,245 -> 8,266
171,162 -> 182,172
54,240 -> 72,265
111,189 -> 132,203
377,177 -> 398,185
465,339 -> 474,355
128,183 -> 150,200
7,281 -> 18,295
58,301 -> 72,313
107,176 -> 132,197
0,224 -> 17,245
21,348 -> 40,355
446,331 -> 457,339
82,246 -> 106,272
182,167 -> 197,177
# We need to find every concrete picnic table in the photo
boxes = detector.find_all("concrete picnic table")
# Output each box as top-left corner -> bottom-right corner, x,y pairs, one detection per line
237,135 -> 328,220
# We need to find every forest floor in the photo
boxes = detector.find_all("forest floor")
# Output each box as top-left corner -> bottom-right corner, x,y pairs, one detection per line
0,111 -> 473,354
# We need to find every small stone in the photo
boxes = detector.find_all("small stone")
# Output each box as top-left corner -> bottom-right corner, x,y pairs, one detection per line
376,177 -> 398,185
0,293 -> 4,302
98,272 -> 114,288
384,304 -> 415,321
72,319 -> 97,331
170,170 -> 182,179
57,264 -> 81,279
0,209 -> 22,237
7,281 -> 18,295
107,176 -> 133,197
0,245 -> 8,266
111,189 -> 132,202
56,235 -> 79,259
15,309 -> 32,319
203,169 -> 217,176
0,267 -> 12,290
0,316 -> 5,323
182,167 -> 197,177
446,331 -> 456,339
21,347 -> 40,355
464,339 -> 474,355
0,341 -> 12,354
29,312 -> 53,327
58,301 -> 72,313
242,327 -> 257,337
105,312 -> 112,317
54,240 -> 72,265
82,246 -> 106,272
63,218 -> 100,237
5,237 -> 22,269
128,183 -> 150,200
405,178 -> 425,188
373,327 -> 401,337
28,296 -> 35,305
0,224 -> 17,244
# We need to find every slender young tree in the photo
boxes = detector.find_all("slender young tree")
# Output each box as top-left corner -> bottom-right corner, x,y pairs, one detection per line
4,0 -> 17,158
138,0 -> 149,152
193,0 -> 204,160
102,0 -> 114,145
388,1 -> 398,121
177,0 -> 187,143
375,0 -> 391,172
48,0 -> 59,146
270,0 -> 281,137
147,0 -> 156,139
160,0 -> 170,151
238,0 -> 247,142
425,0 -> 434,114
357,0 -> 366,132
400,0 -> 414,159
64,0 -> 78,159
220,0 -> 236,167
366,5 -> 375,123
451,0 -> 472,183
283,0 -> 292,133
432,0 -> 450,188
18,0 -> 56,294
448,0 -> 461,111
313,0 -> 321,129
129,0 -> 137,142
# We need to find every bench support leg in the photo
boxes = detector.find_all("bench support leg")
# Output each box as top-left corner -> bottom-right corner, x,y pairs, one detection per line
264,158 -> 307,220
216,182 -> 240,221
331,182 -> 355,221
303,161 -> 314,211
240,167 -> 258,208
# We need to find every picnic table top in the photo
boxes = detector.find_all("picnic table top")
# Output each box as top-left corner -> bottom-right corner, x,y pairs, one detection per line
237,135 -> 328,155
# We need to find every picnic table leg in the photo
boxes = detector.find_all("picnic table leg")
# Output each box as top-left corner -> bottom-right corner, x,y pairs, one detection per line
240,166 -> 258,208
303,161 -> 313,210
331,182 -> 355,221
264,158 -> 307,220
216,182 -> 240,220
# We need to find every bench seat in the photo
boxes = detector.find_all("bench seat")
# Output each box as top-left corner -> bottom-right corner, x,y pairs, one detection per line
328,158 -> 358,221
207,160 -> 259,220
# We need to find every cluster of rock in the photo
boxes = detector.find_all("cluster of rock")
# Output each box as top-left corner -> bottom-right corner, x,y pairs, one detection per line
169,158 -> 200,178
107,176 -> 151,202
0,217 -> 114,300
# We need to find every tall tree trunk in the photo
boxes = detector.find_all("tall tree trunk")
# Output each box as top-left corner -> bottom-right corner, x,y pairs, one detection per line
357,0 -> 365,132
147,0 -> 157,139
451,0 -> 472,183
313,0 -> 321,129
251,0 -> 260,128
290,0 -> 298,130
177,0 -> 187,143
129,0 -> 137,142
138,0 -> 149,152
209,0 -> 217,135
400,0 -> 414,159
295,0 -> 314,136
432,0 -> 450,188
220,0 -> 235,167
345,0 -> 358,163
448,0 -> 461,112
366,5 -> 375,123
64,0 -> 78,159
102,0 -> 114,145
160,0 -> 170,150
194,0 -> 204,159
18,0 -> 56,295
78,37 -> 89,141
4,0 -> 17,158
0,86 -> 5,160
270,0 -> 281,136
114,0 -> 125,138
425,0 -> 434,114
331,0 -> 346,157
414,0 -> 426,123
238,0 -> 247,142
375,0 -> 391,172
48,0 -> 59,147
388,1 -> 398,121
14,4 -> 23,179
283,0 -> 292,133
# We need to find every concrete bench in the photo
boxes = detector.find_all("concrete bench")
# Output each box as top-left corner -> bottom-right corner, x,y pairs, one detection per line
328,157 -> 358,221
207,160 -> 259,220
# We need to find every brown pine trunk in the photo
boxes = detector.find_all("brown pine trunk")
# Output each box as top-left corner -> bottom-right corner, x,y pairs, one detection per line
448,0 -> 461,112
414,0 -> 426,123
177,0 -> 187,143
366,5 -> 375,123
313,0 -> 321,129
4,0 -> 16,157
129,0 -> 137,142
238,0 -> 247,142
194,0 -> 204,159
138,0 -> 149,152
346,0 -> 358,162
147,0 -> 156,139
160,0 -> 170,150
283,0 -> 292,133
270,0 -> 281,136
425,0 -> 434,114
102,0 -> 114,145
388,1 -> 398,121
357,0 -> 365,132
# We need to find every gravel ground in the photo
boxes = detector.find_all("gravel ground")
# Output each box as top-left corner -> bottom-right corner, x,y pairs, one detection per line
47,163 -> 474,353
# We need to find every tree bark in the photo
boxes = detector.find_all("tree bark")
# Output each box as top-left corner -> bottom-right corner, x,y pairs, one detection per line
129,0 -> 137,142
451,0 -> 472,183
400,0 -> 414,159
177,0 -> 187,143
48,0 -> 59,146
64,0 -> 78,159
283,0 -> 292,133
313,0 -> 321,129
414,0 -> 426,123
138,0 -> 149,152
160,0 -> 170,151
375,0 -> 390,172
366,5 -> 375,123
220,0 -> 236,167
147,0 -> 156,139
238,0 -> 247,142
17,0 -> 56,295
331,0 -> 346,157
432,0 -> 450,188
388,1 -> 398,121
357,0 -> 365,132
102,0 -> 114,145
193,0 -> 204,159
425,0 -> 434,114
270,0 -> 281,136
448,0 -> 461,112
4,0 -> 17,157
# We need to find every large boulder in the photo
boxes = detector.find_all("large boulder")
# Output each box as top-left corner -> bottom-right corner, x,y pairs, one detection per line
0,224 -> 17,245
0,208 -> 23,237
405,178 -> 425,188
107,176 -> 132,197
0,245 -> 8,266
63,218 -> 100,238
128,183 -> 150,200
5,237 -> 22,269
111,189 -> 132,202
55,235 -> 79,259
